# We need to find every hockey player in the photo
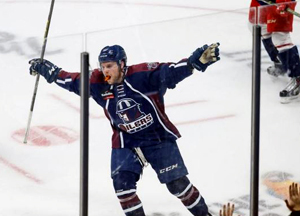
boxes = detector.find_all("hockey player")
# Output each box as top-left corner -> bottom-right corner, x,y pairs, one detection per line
249,0 -> 300,102
28,44 -> 220,216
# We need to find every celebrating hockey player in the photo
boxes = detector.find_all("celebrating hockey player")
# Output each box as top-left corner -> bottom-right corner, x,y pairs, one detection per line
249,0 -> 300,102
28,43 -> 220,216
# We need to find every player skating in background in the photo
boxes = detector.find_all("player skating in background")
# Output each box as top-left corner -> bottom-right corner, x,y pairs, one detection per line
249,0 -> 300,102
28,44 -> 220,216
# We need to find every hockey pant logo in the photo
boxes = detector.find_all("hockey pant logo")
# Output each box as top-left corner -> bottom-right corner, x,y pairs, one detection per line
160,163 -> 178,174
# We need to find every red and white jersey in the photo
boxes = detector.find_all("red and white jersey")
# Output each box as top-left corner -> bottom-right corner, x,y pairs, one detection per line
249,0 -> 296,32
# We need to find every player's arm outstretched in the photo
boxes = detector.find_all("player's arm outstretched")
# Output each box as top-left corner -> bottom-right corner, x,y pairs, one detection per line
148,43 -> 220,90
29,58 -> 88,95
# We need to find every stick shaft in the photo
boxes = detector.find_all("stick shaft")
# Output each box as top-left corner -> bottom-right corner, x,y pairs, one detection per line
23,0 -> 56,144
260,0 -> 300,18
287,7 -> 300,17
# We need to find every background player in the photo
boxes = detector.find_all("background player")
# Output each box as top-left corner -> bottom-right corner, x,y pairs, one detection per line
249,0 -> 300,102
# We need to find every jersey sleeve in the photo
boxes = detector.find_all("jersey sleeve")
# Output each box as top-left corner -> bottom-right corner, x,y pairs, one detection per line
55,70 -> 81,95
156,58 -> 193,89
55,68 -> 107,96
127,58 -> 193,90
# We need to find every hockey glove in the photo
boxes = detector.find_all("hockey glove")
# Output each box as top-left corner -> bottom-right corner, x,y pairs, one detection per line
29,58 -> 61,83
188,43 -> 220,72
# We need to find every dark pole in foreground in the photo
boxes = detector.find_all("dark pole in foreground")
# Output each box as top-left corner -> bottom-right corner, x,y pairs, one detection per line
250,25 -> 261,216
80,52 -> 90,216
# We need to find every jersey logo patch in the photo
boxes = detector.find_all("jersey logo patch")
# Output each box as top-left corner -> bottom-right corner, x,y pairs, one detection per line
116,98 -> 153,133
101,90 -> 114,100
147,62 -> 158,70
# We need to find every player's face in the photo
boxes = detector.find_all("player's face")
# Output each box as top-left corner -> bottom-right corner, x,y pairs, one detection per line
101,61 -> 124,84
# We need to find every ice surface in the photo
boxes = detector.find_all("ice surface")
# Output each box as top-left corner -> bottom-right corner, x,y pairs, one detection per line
0,0 -> 300,216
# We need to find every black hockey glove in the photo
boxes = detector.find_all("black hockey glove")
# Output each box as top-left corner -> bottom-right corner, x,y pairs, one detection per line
29,58 -> 61,83
188,43 -> 220,72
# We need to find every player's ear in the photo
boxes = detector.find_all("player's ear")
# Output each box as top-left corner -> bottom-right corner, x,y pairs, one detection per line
120,61 -> 125,70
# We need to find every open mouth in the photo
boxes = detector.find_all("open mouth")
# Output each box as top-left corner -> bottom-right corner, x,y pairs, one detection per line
104,75 -> 111,82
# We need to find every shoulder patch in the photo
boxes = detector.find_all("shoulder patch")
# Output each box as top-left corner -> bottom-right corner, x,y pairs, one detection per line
146,62 -> 158,70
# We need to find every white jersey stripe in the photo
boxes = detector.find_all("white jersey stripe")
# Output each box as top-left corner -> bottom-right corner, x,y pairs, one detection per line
56,78 -> 72,84
169,62 -> 187,68
120,131 -> 124,148
105,99 -> 114,126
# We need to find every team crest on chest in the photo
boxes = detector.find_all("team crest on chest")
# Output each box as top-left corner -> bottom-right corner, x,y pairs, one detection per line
116,98 -> 153,133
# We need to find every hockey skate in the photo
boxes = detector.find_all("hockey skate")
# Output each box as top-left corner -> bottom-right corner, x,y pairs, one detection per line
279,76 -> 300,103
267,62 -> 286,77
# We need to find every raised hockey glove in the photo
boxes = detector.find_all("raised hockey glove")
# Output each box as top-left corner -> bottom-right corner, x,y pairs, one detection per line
188,43 -> 220,72
29,58 -> 61,83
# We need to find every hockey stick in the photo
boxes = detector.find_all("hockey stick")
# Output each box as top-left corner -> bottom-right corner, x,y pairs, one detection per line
259,0 -> 300,18
23,0 -> 56,144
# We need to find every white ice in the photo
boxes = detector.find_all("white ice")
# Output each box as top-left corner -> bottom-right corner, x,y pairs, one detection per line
0,0 -> 300,216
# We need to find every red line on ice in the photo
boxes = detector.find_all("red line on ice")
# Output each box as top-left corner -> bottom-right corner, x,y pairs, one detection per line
166,100 -> 208,108
49,94 -> 104,119
176,114 -> 235,125
0,156 -> 43,184
50,93 -> 207,117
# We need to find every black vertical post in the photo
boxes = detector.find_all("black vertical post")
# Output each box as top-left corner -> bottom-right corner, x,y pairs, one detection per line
80,52 -> 89,216
250,25 -> 261,216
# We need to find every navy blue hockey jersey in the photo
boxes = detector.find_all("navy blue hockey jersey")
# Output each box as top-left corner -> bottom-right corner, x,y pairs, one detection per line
55,59 -> 193,148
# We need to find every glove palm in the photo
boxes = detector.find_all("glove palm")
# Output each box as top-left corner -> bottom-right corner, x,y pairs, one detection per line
188,43 -> 220,72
